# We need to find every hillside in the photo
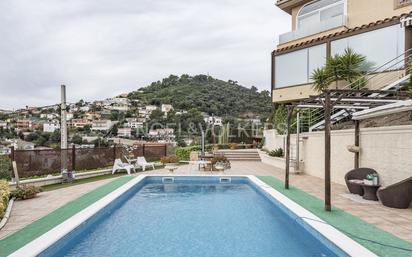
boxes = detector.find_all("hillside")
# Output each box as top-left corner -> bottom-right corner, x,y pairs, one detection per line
128,74 -> 272,118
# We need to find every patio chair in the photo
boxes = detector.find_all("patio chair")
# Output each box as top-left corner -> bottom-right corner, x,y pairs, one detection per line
124,156 -> 138,166
378,176 -> 412,209
136,156 -> 155,171
344,168 -> 378,195
112,159 -> 135,175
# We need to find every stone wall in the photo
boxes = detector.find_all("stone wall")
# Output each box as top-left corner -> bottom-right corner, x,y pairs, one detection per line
263,125 -> 412,186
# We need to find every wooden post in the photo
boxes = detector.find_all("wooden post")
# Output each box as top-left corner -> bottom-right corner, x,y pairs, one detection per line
142,144 -> 145,157
72,145 -> 76,171
12,161 -> 20,186
354,120 -> 360,169
324,91 -> 332,212
113,143 -> 117,160
164,144 -> 167,157
285,105 -> 294,189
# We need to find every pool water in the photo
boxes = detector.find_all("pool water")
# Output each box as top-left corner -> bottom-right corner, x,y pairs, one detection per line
40,177 -> 347,257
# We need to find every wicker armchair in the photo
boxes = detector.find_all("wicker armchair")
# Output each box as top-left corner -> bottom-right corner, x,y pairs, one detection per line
378,177 -> 412,209
344,168 -> 378,195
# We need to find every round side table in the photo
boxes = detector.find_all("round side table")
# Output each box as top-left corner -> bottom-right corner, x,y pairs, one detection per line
362,184 -> 380,201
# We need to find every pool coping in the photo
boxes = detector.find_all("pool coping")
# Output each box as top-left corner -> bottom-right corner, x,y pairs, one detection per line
9,175 -> 377,257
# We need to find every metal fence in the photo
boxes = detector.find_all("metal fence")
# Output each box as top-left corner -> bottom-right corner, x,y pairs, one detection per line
10,144 -> 167,178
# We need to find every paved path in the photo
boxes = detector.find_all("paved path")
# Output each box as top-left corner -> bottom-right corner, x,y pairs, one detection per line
1,161 -> 412,244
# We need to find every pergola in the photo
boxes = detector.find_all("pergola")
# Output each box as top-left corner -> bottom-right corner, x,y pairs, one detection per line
284,89 -> 412,211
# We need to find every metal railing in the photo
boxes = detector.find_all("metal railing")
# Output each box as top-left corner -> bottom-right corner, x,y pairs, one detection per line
299,49 -> 412,131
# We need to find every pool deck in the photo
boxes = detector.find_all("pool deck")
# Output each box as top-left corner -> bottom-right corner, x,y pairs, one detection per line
1,161 -> 412,246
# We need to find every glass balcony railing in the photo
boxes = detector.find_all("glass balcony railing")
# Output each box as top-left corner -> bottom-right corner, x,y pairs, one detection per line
279,15 -> 347,44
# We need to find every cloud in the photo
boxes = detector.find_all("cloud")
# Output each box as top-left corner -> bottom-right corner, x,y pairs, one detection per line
0,0 -> 290,109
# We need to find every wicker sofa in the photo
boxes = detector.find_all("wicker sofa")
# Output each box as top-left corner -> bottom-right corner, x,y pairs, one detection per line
344,168 -> 378,195
378,177 -> 412,209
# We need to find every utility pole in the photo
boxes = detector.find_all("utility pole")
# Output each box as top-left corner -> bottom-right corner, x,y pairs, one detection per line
61,85 -> 72,182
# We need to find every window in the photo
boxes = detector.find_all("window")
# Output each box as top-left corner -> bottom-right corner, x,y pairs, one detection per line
275,44 -> 327,88
331,25 -> 405,71
297,0 -> 345,29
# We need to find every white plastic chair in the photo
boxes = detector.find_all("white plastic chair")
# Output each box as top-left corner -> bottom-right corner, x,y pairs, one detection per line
112,159 -> 135,175
136,157 -> 155,171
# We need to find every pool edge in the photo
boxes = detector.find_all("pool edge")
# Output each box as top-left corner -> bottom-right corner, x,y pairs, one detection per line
9,175 -> 377,257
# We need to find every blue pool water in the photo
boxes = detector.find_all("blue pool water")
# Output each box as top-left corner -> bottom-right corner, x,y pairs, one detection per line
40,177 -> 348,257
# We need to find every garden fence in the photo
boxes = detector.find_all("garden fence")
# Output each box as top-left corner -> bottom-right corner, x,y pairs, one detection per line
9,144 -> 167,179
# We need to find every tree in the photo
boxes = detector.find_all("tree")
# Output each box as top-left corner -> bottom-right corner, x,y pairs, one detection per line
311,67 -> 330,92
311,48 -> 368,92
71,134 -> 83,145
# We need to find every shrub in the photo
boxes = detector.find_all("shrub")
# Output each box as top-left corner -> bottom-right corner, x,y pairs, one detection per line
0,156 -> 12,180
160,155 -> 180,164
268,148 -> 284,158
211,156 -> 228,165
175,145 -> 213,161
0,180 -> 10,218
11,185 -> 42,200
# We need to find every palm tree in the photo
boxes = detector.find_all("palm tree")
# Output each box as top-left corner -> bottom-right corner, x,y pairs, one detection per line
337,48 -> 367,89
311,48 -> 368,92
311,67 -> 330,92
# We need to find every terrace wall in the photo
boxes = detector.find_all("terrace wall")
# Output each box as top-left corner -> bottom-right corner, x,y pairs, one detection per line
263,125 -> 412,187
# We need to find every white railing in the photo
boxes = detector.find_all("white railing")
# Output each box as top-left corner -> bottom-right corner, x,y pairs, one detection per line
279,15 -> 347,44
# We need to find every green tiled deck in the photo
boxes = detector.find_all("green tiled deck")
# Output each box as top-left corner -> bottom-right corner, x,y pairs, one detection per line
257,176 -> 412,257
1,174 -> 412,257
0,176 -> 134,257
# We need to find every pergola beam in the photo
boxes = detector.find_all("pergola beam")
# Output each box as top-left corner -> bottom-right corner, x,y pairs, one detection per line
286,89 -> 412,212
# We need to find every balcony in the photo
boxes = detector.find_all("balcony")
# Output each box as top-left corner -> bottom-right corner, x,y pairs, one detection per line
279,15 -> 346,45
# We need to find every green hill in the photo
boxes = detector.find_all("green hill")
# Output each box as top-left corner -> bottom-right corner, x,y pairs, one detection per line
128,74 -> 272,118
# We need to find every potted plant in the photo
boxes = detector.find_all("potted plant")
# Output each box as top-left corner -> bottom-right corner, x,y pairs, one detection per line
228,143 -> 237,150
11,185 -> 42,200
160,155 -> 180,173
211,156 -> 230,171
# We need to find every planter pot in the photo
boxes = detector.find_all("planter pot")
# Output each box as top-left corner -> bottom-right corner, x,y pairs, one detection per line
164,163 -> 179,173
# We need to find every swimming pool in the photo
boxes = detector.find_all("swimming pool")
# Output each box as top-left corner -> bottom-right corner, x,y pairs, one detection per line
11,176 -> 376,257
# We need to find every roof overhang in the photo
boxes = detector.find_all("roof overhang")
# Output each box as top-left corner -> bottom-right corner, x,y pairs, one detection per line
276,0 -> 312,14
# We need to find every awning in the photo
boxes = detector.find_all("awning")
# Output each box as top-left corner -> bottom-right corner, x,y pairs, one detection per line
352,100 -> 412,120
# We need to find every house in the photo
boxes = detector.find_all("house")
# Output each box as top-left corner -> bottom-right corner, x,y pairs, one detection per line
109,103 -> 130,112
0,120 -> 7,128
125,118 -> 143,129
0,146 -> 10,155
43,120 -> 60,133
204,116 -> 223,126
70,119 -> 91,128
16,120 -> 35,130
66,113 -> 74,120
272,0 -> 412,103
117,128 -> 132,138
161,104 -> 173,113
84,112 -> 101,121
145,105 -> 158,113
148,128 -> 175,141
91,120 -> 113,131
40,113 -> 57,120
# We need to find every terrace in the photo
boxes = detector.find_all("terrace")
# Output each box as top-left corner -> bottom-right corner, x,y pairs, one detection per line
0,161 -> 411,256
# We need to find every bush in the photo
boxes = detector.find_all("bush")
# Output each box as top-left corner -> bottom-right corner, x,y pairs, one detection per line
0,156 -> 12,180
211,156 -> 228,165
160,155 -> 180,164
175,145 -> 213,161
268,148 -> 284,158
0,180 -> 10,218
11,185 -> 42,200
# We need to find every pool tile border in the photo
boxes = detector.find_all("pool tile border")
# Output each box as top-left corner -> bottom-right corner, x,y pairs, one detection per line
7,175 -> 377,257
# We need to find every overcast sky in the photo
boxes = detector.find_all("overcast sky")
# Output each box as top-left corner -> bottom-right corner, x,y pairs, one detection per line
0,0 -> 290,110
